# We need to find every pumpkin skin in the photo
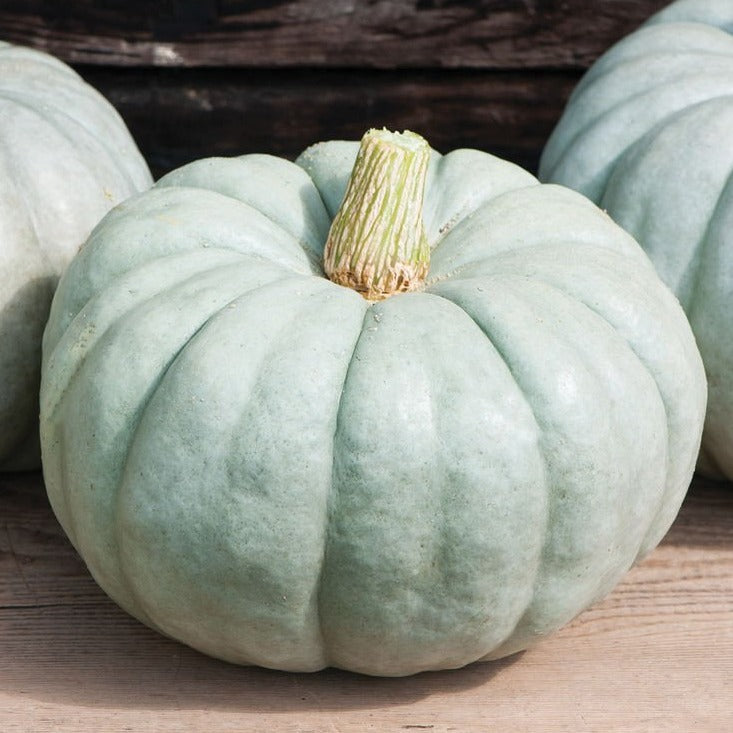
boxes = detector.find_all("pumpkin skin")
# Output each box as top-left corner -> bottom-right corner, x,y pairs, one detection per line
40,142 -> 705,676
539,0 -> 733,479
0,42 -> 152,470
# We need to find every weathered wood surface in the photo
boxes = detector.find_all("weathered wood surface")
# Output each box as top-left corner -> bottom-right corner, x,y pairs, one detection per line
1,474 -> 731,732
82,67 -> 577,176
1,1 -> 671,176
0,0 -> 668,69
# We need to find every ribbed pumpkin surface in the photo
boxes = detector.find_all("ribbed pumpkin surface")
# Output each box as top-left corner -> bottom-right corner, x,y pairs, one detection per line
41,142 -> 705,675
540,0 -> 733,478
0,43 -> 152,469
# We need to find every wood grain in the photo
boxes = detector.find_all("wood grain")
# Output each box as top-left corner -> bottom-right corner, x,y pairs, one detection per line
1,0 -> 667,69
2,1 -> 669,178
79,66 -> 578,177
1,474 -> 731,732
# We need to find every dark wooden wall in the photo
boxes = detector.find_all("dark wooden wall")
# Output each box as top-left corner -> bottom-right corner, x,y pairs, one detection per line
1,1 -> 668,177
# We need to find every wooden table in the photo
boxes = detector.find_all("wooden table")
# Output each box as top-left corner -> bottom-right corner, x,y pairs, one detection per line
1,473 -> 731,732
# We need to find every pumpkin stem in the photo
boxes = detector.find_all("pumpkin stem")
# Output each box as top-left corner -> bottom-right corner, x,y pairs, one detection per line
324,128 -> 430,300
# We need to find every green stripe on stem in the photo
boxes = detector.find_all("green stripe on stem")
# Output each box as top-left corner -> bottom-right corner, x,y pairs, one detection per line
324,128 -> 430,300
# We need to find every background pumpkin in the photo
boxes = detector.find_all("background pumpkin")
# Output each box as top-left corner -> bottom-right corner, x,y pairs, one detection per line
0,42 -> 152,471
539,0 -> 733,479
40,131 -> 706,676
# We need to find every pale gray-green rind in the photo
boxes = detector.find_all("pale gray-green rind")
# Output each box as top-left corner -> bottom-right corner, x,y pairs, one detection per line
41,144 -> 706,676
644,0 -> 733,31
0,43 -> 152,470
538,0 -> 733,478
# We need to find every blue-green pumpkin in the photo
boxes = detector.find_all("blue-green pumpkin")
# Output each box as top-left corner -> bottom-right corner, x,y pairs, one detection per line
0,42 -> 152,470
540,0 -> 733,479
41,129 -> 705,676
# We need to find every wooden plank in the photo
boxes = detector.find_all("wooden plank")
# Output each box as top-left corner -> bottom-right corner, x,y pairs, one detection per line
1,474 -> 731,731
0,473 -> 97,609
1,0 -> 668,69
80,67 -> 578,177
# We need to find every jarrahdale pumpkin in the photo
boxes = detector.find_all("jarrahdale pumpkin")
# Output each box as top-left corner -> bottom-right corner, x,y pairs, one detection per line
540,0 -> 733,479
40,129 -> 706,676
0,42 -> 152,471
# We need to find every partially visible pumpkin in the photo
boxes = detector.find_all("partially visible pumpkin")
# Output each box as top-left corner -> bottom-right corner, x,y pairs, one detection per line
0,42 -> 152,470
40,129 -> 705,676
539,0 -> 733,479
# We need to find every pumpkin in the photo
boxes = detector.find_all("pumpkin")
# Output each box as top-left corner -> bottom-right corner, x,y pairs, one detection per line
40,129 -> 705,676
0,42 -> 152,471
539,0 -> 733,479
